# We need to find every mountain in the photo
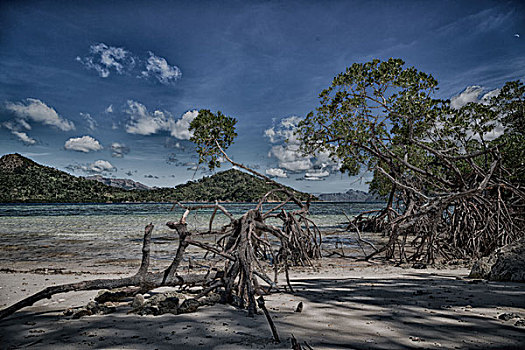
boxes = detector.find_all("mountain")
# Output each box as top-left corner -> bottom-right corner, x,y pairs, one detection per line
85,175 -> 150,191
318,189 -> 383,202
0,153 -> 312,203
0,153 -> 126,203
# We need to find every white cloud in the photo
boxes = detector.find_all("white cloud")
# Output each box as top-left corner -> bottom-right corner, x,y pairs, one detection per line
265,116 -> 341,175
83,160 -> 115,173
12,131 -> 36,145
76,43 -> 135,78
111,142 -> 130,158
305,170 -> 330,178
265,116 -> 312,171
124,101 -> 196,140
268,144 -> 312,171
124,100 -> 173,135
265,168 -> 288,178
170,110 -> 197,140
64,136 -> 103,153
5,98 -> 75,131
304,176 -> 325,181
141,52 -> 182,85
450,86 -> 500,109
2,121 -> 36,145
77,44 -> 182,87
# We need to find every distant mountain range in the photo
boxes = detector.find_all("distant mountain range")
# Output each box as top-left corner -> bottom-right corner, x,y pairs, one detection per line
318,189 -> 383,202
0,153 -> 312,203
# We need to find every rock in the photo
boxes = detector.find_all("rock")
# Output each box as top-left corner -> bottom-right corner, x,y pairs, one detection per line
178,299 -> 200,314
515,319 -> 525,327
469,237 -> 525,282
489,237 -> 525,282
199,292 -> 221,306
72,309 -> 92,319
159,296 -> 180,314
132,294 -> 145,309
133,292 -> 183,315
95,286 -> 142,303
498,313 -> 521,321
469,256 -> 495,279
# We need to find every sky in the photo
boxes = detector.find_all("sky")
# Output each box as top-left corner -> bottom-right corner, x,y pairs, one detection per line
0,0 -> 524,194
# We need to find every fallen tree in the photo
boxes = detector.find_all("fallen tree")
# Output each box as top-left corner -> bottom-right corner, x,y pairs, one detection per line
0,111 -> 322,346
0,193 -> 321,336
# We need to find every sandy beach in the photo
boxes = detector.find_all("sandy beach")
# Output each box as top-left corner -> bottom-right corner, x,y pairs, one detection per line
1,258 -> 524,350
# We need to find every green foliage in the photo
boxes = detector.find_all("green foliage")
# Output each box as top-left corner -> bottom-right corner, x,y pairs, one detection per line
189,109 -> 237,170
298,58 -> 445,192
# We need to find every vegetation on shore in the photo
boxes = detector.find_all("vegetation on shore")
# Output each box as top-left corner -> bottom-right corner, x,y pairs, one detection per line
0,153 -> 312,203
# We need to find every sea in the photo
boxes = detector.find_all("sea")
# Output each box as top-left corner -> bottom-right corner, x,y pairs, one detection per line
0,202 -> 384,271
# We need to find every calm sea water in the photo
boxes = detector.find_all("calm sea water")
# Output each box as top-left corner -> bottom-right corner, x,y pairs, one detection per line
0,202 -> 383,270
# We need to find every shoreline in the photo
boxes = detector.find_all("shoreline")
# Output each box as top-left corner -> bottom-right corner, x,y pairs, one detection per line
1,260 -> 524,349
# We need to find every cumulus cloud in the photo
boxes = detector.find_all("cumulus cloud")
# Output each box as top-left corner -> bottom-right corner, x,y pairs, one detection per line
266,168 -> 288,178
5,98 -> 75,131
141,52 -> 182,85
84,160 -> 115,173
265,116 -> 341,176
64,136 -> 103,152
67,160 -> 116,174
124,100 -> 196,139
76,43 -> 135,78
111,142 -> 130,158
170,110 -> 197,140
124,100 -> 173,135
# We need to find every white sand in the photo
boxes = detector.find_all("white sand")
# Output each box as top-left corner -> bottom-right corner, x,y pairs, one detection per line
1,261 -> 524,349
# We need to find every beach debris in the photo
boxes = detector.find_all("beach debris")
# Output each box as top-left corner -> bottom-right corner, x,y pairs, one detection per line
291,334 -> 313,349
409,336 -> 425,342
295,302 -> 303,313
257,296 -> 280,343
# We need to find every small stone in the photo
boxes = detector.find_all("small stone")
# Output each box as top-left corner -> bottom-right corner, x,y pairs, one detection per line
86,301 -> 99,312
515,319 -> 525,327
132,294 -> 145,309
178,299 -> 200,314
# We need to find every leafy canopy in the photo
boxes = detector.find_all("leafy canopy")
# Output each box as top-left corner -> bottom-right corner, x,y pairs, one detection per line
189,109 -> 238,170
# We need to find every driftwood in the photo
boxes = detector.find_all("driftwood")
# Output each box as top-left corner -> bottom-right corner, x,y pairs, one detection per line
0,191 -> 321,345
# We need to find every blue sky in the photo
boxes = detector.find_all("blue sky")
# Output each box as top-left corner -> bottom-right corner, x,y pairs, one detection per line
1,0 -> 524,194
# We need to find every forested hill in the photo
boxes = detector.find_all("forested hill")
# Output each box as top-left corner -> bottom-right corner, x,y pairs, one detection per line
0,153 -> 312,203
